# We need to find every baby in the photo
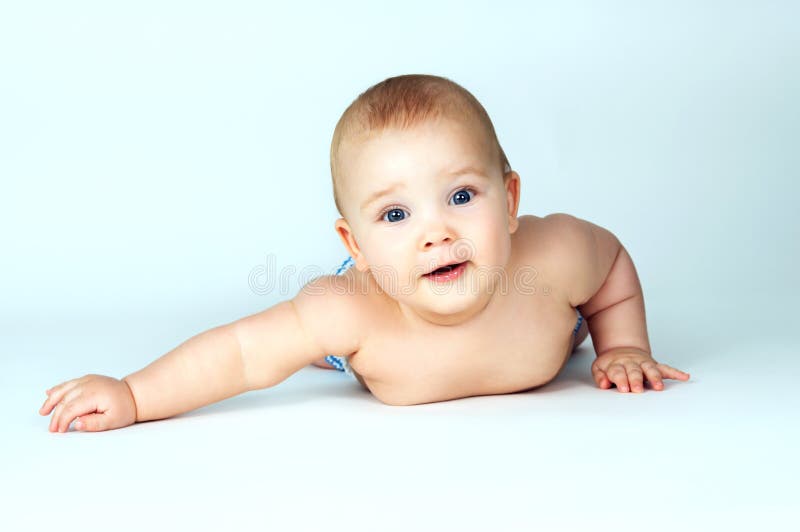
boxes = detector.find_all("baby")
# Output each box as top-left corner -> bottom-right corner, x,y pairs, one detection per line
40,74 -> 690,432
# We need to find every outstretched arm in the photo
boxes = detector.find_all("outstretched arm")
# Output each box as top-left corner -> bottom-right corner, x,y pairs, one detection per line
40,323 -> 251,432
123,298 -> 322,423
125,272 -> 362,420
40,274 -> 361,432
123,325 -> 244,422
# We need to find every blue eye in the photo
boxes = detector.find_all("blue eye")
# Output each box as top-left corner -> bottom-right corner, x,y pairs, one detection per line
382,207 -> 407,223
450,188 -> 473,205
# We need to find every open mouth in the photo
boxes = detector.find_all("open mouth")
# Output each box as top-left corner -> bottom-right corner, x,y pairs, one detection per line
423,261 -> 468,282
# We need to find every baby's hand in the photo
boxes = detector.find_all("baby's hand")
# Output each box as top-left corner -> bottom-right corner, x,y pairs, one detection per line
590,348 -> 690,393
39,374 -> 137,432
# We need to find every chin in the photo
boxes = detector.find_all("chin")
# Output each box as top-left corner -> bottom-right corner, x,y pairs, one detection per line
423,286 -> 488,313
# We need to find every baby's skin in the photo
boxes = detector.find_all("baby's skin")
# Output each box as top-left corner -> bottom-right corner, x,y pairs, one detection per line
305,213 -> 691,407
39,117 -> 690,432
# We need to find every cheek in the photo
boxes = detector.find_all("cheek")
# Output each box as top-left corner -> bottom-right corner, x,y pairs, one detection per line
360,232 -> 408,265
361,238 -> 414,297
470,215 -> 511,263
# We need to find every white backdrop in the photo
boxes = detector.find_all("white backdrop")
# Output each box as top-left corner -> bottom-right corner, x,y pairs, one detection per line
2,2 -> 797,531
2,1 -> 796,324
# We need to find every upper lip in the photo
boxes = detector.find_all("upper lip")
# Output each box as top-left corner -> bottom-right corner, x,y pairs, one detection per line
423,260 -> 466,276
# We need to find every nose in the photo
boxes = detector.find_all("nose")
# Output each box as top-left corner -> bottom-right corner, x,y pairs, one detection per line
419,216 -> 455,251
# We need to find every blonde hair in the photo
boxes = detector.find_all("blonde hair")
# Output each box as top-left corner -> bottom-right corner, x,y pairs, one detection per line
330,74 -> 511,216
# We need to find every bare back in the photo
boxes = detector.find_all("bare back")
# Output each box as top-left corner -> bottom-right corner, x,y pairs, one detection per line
337,215 -> 583,406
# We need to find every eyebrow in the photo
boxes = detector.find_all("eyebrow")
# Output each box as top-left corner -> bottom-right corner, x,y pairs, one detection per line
360,165 -> 489,212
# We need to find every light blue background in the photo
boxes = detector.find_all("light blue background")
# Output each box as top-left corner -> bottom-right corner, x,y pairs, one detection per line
2,2 -> 797,530
2,1 -> 796,325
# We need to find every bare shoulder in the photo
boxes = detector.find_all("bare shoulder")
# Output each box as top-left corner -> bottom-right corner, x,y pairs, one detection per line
228,268 -> 377,390
515,213 -> 622,306
511,213 -> 574,265
512,214 -> 546,244
291,267 -> 382,358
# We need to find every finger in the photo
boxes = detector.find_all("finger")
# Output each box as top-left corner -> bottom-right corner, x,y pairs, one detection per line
55,395 -> 97,433
623,363 -> 645,393
641,362 -> 664,390
41,385 -> 65,414
606,364 -> 630,392
75,413 -> 108,432
41,383 -> 80,416
49,402 -> 66,432
50,386 -> 88,432
657,364 -> 691,381
592,367 -> 611,389
50,400 -> 75,433
40,380 -> 80,415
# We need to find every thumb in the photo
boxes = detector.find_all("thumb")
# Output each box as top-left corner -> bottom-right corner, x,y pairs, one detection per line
74,413 -> 107,432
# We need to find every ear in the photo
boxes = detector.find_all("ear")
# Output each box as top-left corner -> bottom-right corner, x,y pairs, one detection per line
334,218 -> 370,272
504,170 -> 521,233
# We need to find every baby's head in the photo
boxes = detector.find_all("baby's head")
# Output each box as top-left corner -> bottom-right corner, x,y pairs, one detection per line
330,74 -> 512,216
329,74 -> 521,321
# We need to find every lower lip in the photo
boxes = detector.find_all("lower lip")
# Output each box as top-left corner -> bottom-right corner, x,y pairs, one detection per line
424,262 -> 467,283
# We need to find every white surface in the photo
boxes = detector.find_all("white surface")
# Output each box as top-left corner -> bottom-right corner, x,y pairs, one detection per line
3,296 -> 798,531
2,1 -> 798,531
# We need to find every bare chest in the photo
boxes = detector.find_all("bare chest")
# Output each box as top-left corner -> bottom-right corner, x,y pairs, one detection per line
349,284 -> 579,406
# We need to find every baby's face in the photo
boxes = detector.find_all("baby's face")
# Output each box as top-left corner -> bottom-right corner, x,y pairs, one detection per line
335,116 -> 520,324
